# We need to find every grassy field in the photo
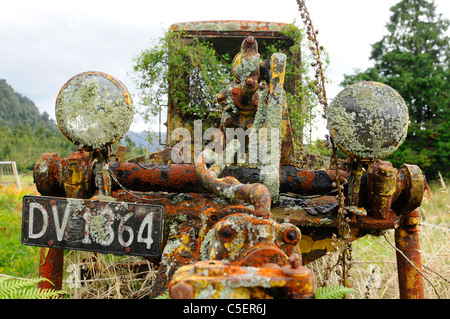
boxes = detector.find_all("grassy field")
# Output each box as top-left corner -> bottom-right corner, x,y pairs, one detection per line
0,172 -> 448,299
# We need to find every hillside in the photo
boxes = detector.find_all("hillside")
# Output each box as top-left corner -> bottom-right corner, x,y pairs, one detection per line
123,131 -> 166,153
0,78 -> 75,171
0,79 -> 56,130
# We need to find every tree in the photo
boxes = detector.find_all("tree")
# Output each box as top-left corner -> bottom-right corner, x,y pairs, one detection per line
341,0 -> 449,179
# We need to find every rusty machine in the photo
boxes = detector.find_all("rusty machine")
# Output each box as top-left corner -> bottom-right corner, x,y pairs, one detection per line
22,20 -> 426,299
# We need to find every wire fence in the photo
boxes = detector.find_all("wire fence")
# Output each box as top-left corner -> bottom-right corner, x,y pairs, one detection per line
0,161 -> 20,190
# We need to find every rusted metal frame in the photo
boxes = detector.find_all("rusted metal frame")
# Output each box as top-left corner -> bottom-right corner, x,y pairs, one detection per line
38,246 -> 64,292
34,152 -> 421,230
222,165 -> 350,195
111,190 -> 398,273
111,162 -> 349,197
109,162 -> 200,193
271,202 -> 399,230
110,190 -> 306,297
33,150 -> 425,298
34,152 -> 407,230
169,20 -> 294,40
110,192 -> 246,296
113,190 -> 399,231
394,209 -> 425,299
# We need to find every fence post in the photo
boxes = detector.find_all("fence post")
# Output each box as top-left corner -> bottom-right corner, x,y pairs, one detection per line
11,161 -> 20,190
0,161 -> 21,190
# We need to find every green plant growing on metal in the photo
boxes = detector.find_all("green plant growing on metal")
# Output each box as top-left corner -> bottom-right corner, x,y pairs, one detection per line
131,23 -> 329,156
132,29 -> 231,128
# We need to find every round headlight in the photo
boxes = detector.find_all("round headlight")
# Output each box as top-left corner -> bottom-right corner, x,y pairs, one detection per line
326,81 -> 408,160
56,71 -> 134,150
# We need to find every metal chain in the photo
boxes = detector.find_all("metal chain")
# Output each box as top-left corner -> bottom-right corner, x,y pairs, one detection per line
297,0 -> 353,290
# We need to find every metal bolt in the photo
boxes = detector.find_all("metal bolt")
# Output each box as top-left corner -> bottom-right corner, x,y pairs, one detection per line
217,93 -> 226,102
217,224 -> 235,241
125,247 -> 131,254
48,240 -> 54,246
246,36 -> 255,44
171,281 -> 194,299
288,253 -> 301,269
245,77 -> 255,87
283,228 -> 300,244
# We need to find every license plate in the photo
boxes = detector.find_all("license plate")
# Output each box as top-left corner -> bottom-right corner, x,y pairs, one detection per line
21,195 -> 164,257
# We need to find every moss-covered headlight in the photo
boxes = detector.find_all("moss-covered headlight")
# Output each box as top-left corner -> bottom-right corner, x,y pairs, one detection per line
326,81 -> 408,160
55,71 -> 134,150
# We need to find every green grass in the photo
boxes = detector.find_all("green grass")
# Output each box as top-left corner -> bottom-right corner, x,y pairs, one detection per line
0,177 -> 41,278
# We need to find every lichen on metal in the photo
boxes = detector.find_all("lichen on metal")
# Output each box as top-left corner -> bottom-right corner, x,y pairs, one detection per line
326,81 -> 408,160
199,212 -> 301,264
215,37 -> 289,203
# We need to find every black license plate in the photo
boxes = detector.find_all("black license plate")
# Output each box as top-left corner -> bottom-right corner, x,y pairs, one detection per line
22,195 -> 164,257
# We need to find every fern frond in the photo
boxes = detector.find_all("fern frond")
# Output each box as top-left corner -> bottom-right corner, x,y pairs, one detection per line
315,284 -> 354,299
0,276 -> 69,299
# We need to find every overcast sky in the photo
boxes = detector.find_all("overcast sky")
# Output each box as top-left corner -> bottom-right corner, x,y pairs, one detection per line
1,0 -> 449,139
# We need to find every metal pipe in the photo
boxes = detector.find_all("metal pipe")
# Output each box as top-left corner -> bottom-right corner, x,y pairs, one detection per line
394,209 -> 425,299
109,162 -> 200,193
194,153 -> 271,218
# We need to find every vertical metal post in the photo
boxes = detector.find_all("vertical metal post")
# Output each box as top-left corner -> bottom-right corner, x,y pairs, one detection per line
394,209 -> 425,299
38,247 -> 64,291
